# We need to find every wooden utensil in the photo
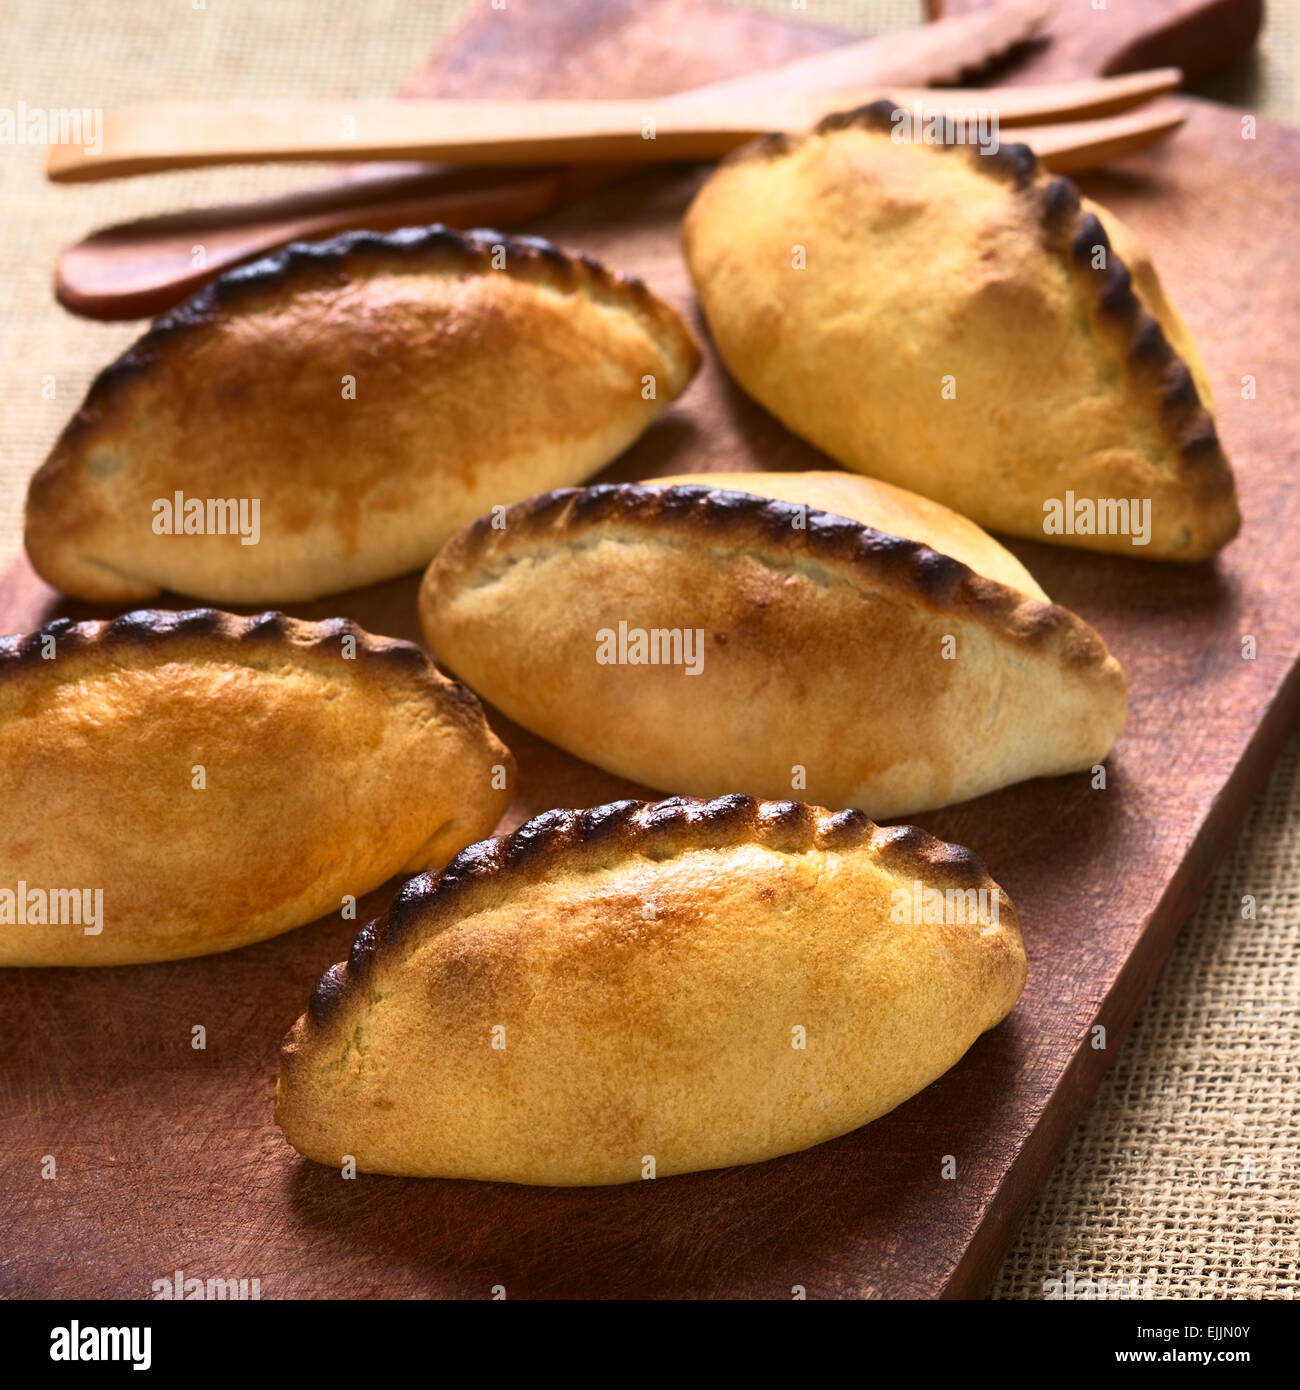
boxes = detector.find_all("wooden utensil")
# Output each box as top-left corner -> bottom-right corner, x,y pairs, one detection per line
1006,102 -> 1187,173
928,0 -> 1264,84
406,0 -> 1051,103
45,72 -> 1183,183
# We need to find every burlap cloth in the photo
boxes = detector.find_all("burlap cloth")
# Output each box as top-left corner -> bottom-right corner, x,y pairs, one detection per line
1,0 -> 1294,1299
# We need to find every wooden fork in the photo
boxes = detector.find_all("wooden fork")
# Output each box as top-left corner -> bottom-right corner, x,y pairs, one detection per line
46,72 -> 1183,182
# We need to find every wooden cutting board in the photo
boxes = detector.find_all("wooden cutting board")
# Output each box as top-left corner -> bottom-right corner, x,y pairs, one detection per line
929,0 -> 1265,83
3,1 -> 1298,1300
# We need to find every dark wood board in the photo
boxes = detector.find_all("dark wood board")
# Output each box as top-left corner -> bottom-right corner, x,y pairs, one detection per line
929,0 -> 1265,83
2,0 -> 1299,1300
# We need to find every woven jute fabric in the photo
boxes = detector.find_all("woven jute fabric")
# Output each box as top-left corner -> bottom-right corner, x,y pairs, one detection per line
1,0 -> 1295,1299
993,730 -> 1300,1299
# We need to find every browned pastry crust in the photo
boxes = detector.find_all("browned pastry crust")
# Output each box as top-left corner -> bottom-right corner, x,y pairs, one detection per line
25,225 -> 700,603
0,608 -> 513,965
62,225 -> 696,401
419,479 -> 1127,818
277,795 -> 1028,1184
433,480 -> 1115,665
683,100 -> 1239,560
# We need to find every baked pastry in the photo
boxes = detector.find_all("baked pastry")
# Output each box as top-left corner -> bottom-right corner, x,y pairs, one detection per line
419,471 -> 1127,818
276,795 -> 1027,1184
682,102 -> 1240,561
25,225 -> 699,604
0,608 -> 512,965
657,468 -> 1049,598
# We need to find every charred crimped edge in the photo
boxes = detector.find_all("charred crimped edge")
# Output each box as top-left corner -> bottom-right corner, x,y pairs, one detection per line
435,483 -> 1113,666
71,223 -> 696,410
303,794 -> 1001,1031
717,100 -> 1234,502
1062,208 -> 1232,497
0,606 -> 434,677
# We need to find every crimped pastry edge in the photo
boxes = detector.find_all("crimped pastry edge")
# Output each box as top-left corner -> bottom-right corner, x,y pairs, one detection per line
55,222 -> 700,427
426,481 -> 1121,674
1,606 -> 422,672
710,99 -> 1238,532
0,608 -> 492,733
297,794 -> 1011,1034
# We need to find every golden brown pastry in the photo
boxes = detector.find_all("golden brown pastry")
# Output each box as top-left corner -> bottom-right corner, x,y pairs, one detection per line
659,468 -> 1049,598
25,225 -> 700,604
419,471 -> 1127,818
0,608 -> 512,965
276,795 -> 1027,1184
682,102 -> 1240,561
